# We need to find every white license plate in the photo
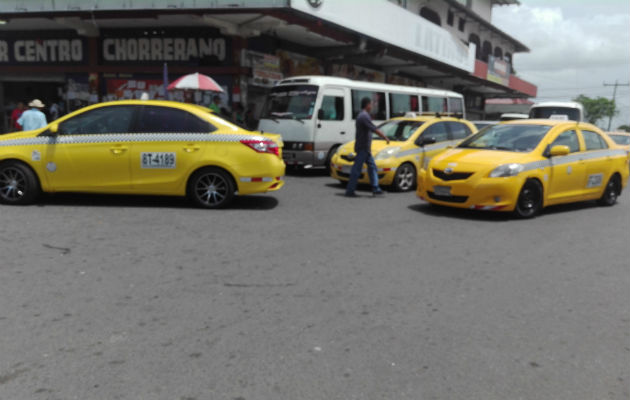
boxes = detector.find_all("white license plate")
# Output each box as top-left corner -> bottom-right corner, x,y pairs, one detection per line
141,152 -> 176,169
433,185 -> 451,196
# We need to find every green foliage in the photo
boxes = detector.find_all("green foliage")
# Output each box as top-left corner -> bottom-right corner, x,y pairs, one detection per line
573,94 -> 618,125
617,124 -> 630,132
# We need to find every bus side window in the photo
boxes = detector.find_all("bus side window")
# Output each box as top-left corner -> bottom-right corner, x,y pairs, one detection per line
352,89 -> 386,120
422,96 -> 447,114
389,93 -> 420,117
320,96 -> 345,121
448,97 -> 464,115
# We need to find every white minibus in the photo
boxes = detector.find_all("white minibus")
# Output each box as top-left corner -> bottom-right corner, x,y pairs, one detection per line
528,101 -> 584,122
258,76 -> 465,169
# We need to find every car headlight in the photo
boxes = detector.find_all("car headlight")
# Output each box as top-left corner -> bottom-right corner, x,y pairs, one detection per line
489,163 -> 524,178
374,146 -> 401,160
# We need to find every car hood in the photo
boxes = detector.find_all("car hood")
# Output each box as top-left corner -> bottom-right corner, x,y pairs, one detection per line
431,148 -> 535,171
337,139 -> 405,156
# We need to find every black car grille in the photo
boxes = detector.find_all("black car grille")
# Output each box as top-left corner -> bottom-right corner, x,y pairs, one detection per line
427,191 -> 468,203
432,169 -> 473,181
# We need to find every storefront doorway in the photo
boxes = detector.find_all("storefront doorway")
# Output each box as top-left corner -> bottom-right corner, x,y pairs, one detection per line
1,76 -> 65,133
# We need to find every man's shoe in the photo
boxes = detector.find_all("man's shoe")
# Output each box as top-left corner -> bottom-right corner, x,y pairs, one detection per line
372,190 -> 385,197
345,192 -> 358,198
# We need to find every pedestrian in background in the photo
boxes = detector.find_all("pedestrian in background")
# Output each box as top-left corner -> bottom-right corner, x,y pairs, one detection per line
345,97 -> 390,197
10,102 -> 25,131
209,95 -> 221,114
49,101 -> 61,121
18,99 -> 48,131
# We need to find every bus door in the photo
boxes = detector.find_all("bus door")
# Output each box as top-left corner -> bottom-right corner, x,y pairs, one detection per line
315,87 -> 349,163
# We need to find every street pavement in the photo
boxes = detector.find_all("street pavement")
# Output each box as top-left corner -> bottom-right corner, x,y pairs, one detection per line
0,171 -> 628,400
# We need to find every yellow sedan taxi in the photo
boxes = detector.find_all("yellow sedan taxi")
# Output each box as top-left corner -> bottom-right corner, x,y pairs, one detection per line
607,131 -> 630,150
0,100 -> 285,208
417,120 -> 630,218
330,114 -> 476,191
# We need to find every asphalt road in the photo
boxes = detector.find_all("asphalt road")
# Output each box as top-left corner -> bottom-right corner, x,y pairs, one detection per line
0,171 -> 628,400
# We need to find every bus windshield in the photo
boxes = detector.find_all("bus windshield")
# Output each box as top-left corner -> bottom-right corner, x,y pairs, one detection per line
529,107 -> 581,121
262,85 -> 319,120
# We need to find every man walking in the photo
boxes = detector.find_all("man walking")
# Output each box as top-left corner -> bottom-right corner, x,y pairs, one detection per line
18,99 -> 47,131
345,97 -> 390,197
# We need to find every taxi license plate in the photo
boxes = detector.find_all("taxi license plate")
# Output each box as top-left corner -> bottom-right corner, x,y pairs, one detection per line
141,152 -> 176,169
433,185 -> 451,196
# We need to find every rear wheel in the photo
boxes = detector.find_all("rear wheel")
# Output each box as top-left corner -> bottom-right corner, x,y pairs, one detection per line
392,163 -> 416,192
514,179 -> 542,219
0,161 -> 40,205
188,167 -> 235,209
597,175 -> 620,206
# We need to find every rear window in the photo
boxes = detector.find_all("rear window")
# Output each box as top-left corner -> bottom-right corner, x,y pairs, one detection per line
529,107 -> 581,121
610,134 -> 630,146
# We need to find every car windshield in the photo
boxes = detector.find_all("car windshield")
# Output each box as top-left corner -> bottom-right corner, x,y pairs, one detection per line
262,85 -> 318,120
458,124 -> 551,152
610,134 -> 630,145
529,107 -> 580,121
373,120 -> 424,141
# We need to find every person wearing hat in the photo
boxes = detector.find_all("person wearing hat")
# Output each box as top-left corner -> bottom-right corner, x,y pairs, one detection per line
18,99 -> 48,131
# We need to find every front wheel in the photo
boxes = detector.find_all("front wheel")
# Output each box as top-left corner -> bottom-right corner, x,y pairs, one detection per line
188,168 -> 235,209
597,175 -> 620,206
514,179 -> 542,219
0,161 -> 41,205
392,163 -> 416,192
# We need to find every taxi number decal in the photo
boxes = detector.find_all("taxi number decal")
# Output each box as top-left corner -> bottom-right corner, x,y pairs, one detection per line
586,173 -> 603,188
141,152 -> 176,169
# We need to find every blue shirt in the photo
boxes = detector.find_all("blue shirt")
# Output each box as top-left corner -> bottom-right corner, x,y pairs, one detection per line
17,109 -> 47,131
354,110 -> 378,153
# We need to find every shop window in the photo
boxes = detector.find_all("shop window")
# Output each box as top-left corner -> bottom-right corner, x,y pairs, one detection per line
447,10 -> 454,26
134,106 -> 216,133
351,90 -> 386,120
481,41 -> 493,62
494,47 -> 503,59
458,18 -> 466,32
58,106 -> 136,135
420,7 -> 441,26
447,121 -> 472,139
582,130 -> 608,151
389,93 -> 419,117
320,96 -> 345,121
468,34 -> 481,60
422,122 -> 449,142
422,96 -> 447,114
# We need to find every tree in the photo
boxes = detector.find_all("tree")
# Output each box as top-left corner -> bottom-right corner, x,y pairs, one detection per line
573,94 -> 618,126
617,125 -> 630,132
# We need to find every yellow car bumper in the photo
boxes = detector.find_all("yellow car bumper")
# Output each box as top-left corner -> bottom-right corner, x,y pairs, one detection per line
330,154 -> 398,186
417,168 -> 523,212
235,156 -> 286,195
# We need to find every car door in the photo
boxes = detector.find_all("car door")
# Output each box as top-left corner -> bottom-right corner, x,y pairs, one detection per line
546,129 -> 586,201
43,105 -> 135,192
415,121 -> 451,166
315,87 -> 348,161
580,129 -> 613,197
128,105 -> 216,194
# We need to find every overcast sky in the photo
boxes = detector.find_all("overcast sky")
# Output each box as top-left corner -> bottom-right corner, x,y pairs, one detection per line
492,0 -> 630,130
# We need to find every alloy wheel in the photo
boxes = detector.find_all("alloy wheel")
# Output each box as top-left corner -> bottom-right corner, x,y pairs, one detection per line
395,164 -> 416,191
0,167 -> 27,202
194,172 -> 229,207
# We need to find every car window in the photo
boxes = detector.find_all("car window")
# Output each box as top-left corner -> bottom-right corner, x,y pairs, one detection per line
610,134 -> 630,145
459,124 -> 551,152
375,120 -> 424,142
422,122 -> 449,142
582,130 -> 608,150
320,96 -> 344,121
58,106 -> 136,135
447,121 -> 472,139
550,130 -> 580,153
134,106 -> 215,133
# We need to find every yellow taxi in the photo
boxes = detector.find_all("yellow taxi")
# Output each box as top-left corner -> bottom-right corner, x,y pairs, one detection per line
0,100 -> 285,208
330,114 -> 476,191
607,131 -> 630,150
417,120 -> 630,218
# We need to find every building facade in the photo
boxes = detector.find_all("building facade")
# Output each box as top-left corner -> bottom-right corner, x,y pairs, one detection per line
0,0 -> 537,131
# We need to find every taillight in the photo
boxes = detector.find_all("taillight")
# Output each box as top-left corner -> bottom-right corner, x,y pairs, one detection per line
241,139 -> 279,156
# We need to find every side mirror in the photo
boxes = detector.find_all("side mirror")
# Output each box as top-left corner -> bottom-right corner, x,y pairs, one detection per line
549,145 -> 570,157
416,136 -> 437,147
317,109 -> 324,120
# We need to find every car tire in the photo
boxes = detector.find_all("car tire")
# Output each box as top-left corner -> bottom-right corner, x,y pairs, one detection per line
392,163 -> 416,192
597,174 -> 620,207
187,167 -> 235,209
0,161 -> 41,205
514,179 -> 543,219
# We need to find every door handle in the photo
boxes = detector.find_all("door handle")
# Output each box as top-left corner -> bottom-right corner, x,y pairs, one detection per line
340,131 -> 346,135
183,145 -> 201,153
110,146 -> 128,155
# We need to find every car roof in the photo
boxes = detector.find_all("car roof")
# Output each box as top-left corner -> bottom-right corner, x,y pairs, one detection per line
390,116 -> 469,123
498,119 -> 601,130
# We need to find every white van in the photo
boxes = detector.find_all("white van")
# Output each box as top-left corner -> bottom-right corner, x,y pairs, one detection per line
258,76 -> 465,169
528,101 -> 584,122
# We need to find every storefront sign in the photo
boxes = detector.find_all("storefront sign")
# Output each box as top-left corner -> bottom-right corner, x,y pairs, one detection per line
101,35 -> 230,64
242,50 -> 283,87
487,56 -> 510,86
332,64 -> 385,83
0,37 -> 86,64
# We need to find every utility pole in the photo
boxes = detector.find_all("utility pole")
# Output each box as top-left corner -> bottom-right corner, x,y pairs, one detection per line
603,80 -> 630,131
